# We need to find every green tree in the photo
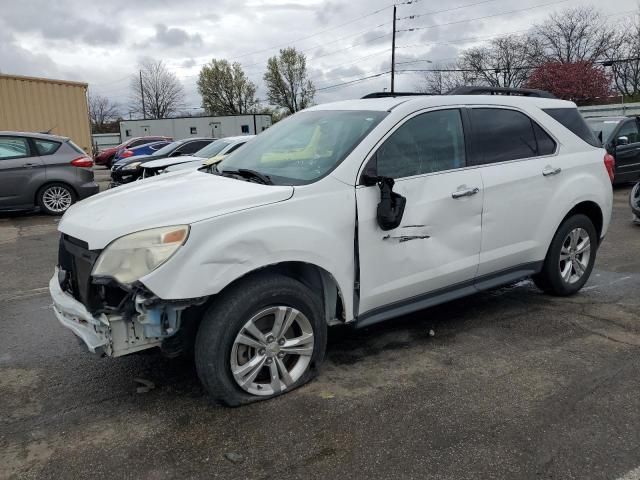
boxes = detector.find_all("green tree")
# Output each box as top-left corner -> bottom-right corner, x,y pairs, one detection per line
197,59 -> 258,115
264,47 -> 315,114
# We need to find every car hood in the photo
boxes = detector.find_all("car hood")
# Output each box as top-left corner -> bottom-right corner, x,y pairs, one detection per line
58,170 -> 294,249
142,155 -> 202,169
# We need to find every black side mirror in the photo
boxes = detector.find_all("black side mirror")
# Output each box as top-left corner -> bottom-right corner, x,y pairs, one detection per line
375,176 -> 406,231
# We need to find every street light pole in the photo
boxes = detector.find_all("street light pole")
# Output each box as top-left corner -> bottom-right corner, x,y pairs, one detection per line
391,5 -> 397,94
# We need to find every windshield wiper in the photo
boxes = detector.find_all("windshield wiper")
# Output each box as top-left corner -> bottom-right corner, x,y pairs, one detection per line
221,168 -> 272,185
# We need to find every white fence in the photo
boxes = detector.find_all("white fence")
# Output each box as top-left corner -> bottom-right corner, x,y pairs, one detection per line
92,133 -> 121,152
579,102 -> 640,119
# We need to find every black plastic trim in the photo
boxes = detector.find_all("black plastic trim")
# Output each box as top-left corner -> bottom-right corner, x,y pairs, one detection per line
355,261 -> 543,329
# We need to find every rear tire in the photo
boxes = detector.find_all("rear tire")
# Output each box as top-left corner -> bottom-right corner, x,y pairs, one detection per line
37,183 -> 76,215
195,274 -> 327,406
533,214 -> 597,296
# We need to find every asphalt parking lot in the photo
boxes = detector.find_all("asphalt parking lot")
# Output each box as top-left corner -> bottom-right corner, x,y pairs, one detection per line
1,180 -> 639,480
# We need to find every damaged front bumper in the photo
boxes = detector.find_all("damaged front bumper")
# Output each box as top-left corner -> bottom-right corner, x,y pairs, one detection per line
49,267 -> 174,357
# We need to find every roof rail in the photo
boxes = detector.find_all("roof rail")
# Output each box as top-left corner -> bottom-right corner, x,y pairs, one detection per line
447,86 -> 557,99
361,92 -> 435,99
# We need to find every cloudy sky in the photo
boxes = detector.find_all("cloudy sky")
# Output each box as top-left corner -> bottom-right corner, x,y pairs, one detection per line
1,0 -> 637,115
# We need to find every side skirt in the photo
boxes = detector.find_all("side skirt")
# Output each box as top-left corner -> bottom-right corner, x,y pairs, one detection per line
355,261 -> 542,329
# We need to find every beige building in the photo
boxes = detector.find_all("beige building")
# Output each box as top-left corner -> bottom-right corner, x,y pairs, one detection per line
0,73 -> 92,153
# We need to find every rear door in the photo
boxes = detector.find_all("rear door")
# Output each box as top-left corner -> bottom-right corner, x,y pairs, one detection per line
356,108 -> 484,317
468,107 -> 559,279
0,136 -> 44,208
611,119 -> 640,182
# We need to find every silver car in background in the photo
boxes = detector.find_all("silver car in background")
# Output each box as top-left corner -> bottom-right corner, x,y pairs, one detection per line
0,131 -> 99,215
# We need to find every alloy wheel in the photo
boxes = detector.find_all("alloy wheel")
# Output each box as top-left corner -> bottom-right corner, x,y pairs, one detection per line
559,227 -> 591,284
42,186 -> 73,213
230,306 -> 314,396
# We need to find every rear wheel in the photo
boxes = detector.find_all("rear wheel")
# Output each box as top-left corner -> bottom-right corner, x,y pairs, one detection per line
195,274 -> 326,406
38,183 -> 76,215
533,214 -> 597,296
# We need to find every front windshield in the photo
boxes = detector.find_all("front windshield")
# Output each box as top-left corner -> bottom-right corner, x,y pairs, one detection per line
152,140 -> 181,156
194,139 -> 231,158
217,110 -> 388,185
586,119 -> 620,143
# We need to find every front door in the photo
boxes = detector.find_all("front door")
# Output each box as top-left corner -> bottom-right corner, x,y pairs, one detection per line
612,118 -> 640,183
356,108 -> 483,318
0,136 -> 43,208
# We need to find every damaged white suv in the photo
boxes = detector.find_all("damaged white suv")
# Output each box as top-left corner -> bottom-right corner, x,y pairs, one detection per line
50,87 -> 613,405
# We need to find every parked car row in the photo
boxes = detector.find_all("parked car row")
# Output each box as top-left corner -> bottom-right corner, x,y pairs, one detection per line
94,136 -> 172,168
110,137 -> 218,186
141,136 -> 254,178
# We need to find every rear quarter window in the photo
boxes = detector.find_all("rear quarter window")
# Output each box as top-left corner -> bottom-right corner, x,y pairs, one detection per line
66,140 -> 86,154
543,108 -> 601,147
34,139 -> 61,155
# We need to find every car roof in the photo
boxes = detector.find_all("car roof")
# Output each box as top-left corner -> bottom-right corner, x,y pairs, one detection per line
177,137 -> 216,143
0,130 -> 69,141
221,135 -> 255,143
584,116 -> 627,122
307,94 -> 575,112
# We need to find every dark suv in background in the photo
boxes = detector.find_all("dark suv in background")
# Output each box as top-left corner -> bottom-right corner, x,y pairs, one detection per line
0,131 -> 98,215
587,116 -> 640,184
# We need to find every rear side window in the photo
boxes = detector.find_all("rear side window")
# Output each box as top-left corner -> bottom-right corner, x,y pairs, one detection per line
34,139 -> 61,155
180,140 -> 211,154
532,123 -> 556,156
470,108 -> 540,164
543,108 -> 600,147
225,142 -> 246,154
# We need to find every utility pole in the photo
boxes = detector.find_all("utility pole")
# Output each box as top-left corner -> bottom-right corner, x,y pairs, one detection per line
139,70 -> 147,120
391,5 -> 397,93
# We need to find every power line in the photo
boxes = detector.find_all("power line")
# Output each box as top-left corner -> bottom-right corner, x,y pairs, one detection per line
397,0 -> 570,33
316,71 -> 391,91
397,0 -> 502,20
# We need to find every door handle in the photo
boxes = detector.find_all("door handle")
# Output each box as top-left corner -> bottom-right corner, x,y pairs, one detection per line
451,187 -> 479,199
23,163 -> 38,168
542,166 -> 562,176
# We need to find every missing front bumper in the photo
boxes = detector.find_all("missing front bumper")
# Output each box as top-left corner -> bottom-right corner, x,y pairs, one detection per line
49,269 -> 163,357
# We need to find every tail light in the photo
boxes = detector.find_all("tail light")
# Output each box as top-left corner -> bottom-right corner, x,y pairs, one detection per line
121,149 -> 134,158
70,156 -> 93,168
604,153 -> 615,182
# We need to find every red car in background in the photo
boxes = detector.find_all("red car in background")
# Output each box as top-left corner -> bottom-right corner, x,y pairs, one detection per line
94,136 -> 172,168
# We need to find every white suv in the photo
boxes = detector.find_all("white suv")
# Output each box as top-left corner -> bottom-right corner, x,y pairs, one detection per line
50,88 -> 613,405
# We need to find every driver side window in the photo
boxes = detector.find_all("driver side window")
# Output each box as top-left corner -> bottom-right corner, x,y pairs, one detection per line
377,109 -> 466,179
617,121 -> 640,144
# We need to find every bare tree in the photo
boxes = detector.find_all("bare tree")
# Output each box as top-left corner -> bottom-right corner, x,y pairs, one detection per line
197,59 -> 258,115
416,63 -> 470,94
130,59 -> 184,119
605,16 -> 640,97
264,47 -> 315,114
88,93 -> 120,132
458,34 -> 543,88
534,7 -> 616,63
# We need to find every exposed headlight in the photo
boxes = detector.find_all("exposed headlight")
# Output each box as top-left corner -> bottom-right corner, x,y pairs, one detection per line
122,161 -> 142,171
92,225 -> 189,284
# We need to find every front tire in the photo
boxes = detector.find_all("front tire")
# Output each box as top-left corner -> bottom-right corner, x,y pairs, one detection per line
38,183 -> 76,215
195,274 -> 327,406
533,214 -> 597,296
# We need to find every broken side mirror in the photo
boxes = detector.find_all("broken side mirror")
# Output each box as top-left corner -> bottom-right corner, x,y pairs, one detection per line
360,156 -> 406,231
376,176 -> 406,231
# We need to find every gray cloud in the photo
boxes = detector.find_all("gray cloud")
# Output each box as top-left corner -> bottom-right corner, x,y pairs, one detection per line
152,24 -> 203,48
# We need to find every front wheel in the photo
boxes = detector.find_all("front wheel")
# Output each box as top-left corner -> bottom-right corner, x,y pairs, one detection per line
533,214 -> 597,296
195,274 -> 326,406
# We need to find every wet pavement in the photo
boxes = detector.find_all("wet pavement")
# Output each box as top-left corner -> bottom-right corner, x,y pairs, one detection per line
1,182 -> 639,480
